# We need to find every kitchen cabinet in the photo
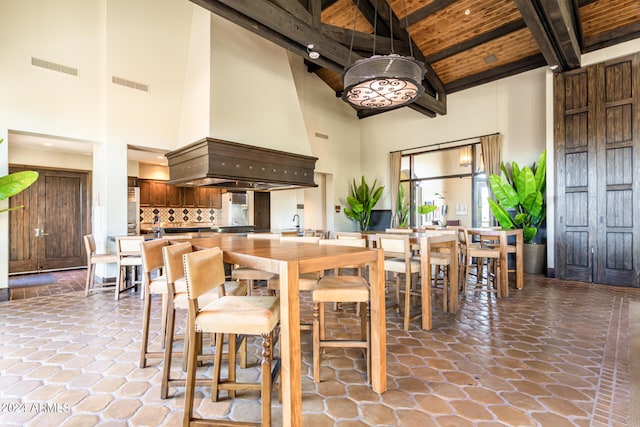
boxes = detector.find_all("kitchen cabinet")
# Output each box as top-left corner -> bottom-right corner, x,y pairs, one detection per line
150,181 -> 167,207
166,184 -> 182,207
137,179 -> 220,208
194,187 -> 221,209
139,180 -> 151,206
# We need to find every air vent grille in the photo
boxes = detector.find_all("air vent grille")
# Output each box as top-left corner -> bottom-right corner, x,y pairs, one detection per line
31,57 -> 79,76
112,76 -> 149,92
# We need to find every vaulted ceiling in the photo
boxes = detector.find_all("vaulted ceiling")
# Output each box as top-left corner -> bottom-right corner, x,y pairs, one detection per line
190,0 -> 640,118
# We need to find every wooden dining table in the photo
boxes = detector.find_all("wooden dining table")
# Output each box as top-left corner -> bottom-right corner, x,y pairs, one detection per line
175,235 -> 386,427
363,230 -> 459,326
465,228 -> 524,297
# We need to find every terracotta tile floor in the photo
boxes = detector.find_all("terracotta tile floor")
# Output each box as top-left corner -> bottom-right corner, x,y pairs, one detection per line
0,270 -> 637,426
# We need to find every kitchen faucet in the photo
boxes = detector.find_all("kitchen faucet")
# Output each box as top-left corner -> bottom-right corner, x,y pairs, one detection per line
292,214 -> 300,230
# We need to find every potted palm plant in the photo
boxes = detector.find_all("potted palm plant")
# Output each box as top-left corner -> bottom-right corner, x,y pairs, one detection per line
344,176 -> 384,232
0,138 -> 39,213
488,150 -> 546,273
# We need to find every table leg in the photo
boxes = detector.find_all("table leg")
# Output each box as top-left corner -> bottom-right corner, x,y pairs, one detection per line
500,234 -> 508,297
449,241 -> 458,313
278,261 -> 302,426
368,249 -> 387,393
420,251 -> 433,331
516,232 -> 524,289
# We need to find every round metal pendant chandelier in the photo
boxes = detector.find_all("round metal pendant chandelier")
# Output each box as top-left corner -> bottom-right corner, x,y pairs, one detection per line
342,54 -> 426,109
341,0 -> 426,110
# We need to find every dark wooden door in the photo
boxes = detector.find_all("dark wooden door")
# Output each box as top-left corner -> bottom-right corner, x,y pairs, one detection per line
9,167 -> 90,273
254,192 -> 270,232
555,52 -> 639,286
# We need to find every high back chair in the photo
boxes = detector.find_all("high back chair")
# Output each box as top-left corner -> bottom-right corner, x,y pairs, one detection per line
115,235 -> 145,300
182,247 -> 281,427
279,235 -> 321,244
139,238 -> 169,368
385,228 -> 414,234
376,233 -> 420,330
418,234 -> 458,330
83,234 -> 119,297
461,228 -> 501,297
231,233 -> 278,295
313,238 -> 370,383
335,231 -> 363,240
159,242 -> 247,399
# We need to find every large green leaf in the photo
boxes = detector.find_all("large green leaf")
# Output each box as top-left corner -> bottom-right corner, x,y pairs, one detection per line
514,167 -> 537,212
489,174 -> 519,209
487,199 -> 515,229
344,175 -> 384,231
0,171 -> 39,201
534,150 -> 546,194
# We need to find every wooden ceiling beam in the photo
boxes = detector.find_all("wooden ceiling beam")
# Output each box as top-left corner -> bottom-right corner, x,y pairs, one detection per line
513,0 -> 581,71
444,54 -> 547,93
583,21 -> 640,53
356,0 -> 392,38
424,20 -> 527,63
320,24 -> 411,55
190,0 -> 445,118
402,0 -> 458,28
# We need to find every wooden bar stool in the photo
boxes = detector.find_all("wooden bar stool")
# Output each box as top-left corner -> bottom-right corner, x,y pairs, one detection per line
312,275 -> 370,383
377,234 -> 421,330
461,229 -> 501,297
139,238 -> 169,368
115,236 -> 145,300
83,234 -> 119,297
182,247 -> 281,427
230,233 -> 278,295
160,242 -> 247,399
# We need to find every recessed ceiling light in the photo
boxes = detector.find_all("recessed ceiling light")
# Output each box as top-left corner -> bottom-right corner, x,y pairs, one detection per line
465,9 -> 471,15
483,54 -> 497,64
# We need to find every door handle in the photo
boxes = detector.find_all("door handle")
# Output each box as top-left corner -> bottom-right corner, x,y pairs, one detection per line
34,227 -> 49,237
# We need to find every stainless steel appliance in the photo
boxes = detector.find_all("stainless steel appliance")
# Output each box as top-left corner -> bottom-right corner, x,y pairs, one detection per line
220,192 -> 249,226
127,187 -> 140,235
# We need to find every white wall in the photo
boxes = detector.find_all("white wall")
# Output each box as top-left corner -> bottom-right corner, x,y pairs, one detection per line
361,68 -> 548,211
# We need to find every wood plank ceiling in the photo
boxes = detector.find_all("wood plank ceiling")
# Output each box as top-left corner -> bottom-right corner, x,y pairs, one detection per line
191,0 -> 640,119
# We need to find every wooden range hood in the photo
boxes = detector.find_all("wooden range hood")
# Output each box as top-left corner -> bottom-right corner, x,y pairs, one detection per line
165,137 -> 318,191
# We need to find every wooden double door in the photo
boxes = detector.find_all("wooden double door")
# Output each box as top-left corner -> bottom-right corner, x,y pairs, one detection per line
554,52 -> 639,286
9,167 -> 91,274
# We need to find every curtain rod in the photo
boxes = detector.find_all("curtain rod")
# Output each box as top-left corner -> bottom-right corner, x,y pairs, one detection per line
390,132 -> 500,154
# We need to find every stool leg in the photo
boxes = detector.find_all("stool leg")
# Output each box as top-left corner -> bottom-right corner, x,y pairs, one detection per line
160,304 -> 176,399
365,302 -> 371,384
139,282 -> 152,368
182,315 -> 199,426
228,333 -> 237,399
85,264 -> 95,296
261,332 -> 273,427
212,333 -> 224,402
312,301 -> 321,382
403,273 -> 411,330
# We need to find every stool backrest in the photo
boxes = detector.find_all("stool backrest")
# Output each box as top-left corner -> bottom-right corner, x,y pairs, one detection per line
376,234 -> 411,259
141,239 -> 169,273
116,236 -> 145,256
280,236 -> 321,244
247,233 -> 281,240
84,235 -> 96,259
162,242 -> 192,284
335,232 -> 362,240
319,238 -> 366,248
183,247 -> 226,301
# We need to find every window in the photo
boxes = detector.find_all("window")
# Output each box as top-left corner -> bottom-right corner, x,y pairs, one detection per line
400,143 -> 488,228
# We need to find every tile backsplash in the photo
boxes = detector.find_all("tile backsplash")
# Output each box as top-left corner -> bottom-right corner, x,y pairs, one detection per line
140,207 -> 219,225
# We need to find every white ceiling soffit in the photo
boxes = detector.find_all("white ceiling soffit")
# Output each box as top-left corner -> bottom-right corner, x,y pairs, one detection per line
6,132 -> 168,166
